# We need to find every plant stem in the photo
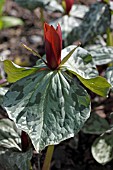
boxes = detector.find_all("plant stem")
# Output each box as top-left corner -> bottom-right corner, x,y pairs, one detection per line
42,145 -> 54,170
106,28 -> 113,46
38,153 -> 41,170
40,8 -> 44,33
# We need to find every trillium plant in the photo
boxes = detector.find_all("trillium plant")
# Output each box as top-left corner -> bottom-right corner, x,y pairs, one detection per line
62,0 -> 74,15
3,23 -> 111,170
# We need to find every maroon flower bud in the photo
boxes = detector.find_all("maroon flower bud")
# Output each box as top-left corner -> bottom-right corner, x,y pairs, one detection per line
44,23 -> 62,70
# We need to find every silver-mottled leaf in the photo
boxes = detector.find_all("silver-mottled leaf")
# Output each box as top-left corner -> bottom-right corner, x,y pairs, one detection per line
0,148 -> 32,170
50,4 -> 89,40
51,15 -> 81,40
61,45 -> 98,79
92,132 -> 113,165
0,118 -> 21,150
0,119 -> 32,170
0,87 -> 8,105
70,4 -> 89,18
3,70 -> 91,152
89,46 -> 113,65
66,2 -> 111,46
45,0 -> 64,12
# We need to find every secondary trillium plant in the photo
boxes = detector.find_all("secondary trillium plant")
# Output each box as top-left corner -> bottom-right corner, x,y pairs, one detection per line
62,0 -> 74,15
3,23 -> 110,169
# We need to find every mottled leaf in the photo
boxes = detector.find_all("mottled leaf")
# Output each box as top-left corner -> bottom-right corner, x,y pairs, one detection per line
61,46 -> 111,96
0,119 -> 21,150
3,70 -> 90,152
82,113 -> 109,134
0,87 -> 8,105
45,0 -> 64,12
89,46 -> 113,65
0,148 -> 32,170
66,2 -> 111,46
61,45 -> 98,79
3,60 -> 39,83
51,15 -> 82,40
70,4 -> 89,18
50,4 -> 89,40
92,132 -> 113,165
0,119 -> 32,170
60,46 -> 78,66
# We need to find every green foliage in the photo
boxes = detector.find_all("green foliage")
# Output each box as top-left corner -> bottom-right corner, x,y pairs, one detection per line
0,16 -> 24,29
0,0 -> 5,16
3,70 -> 90,152
0,119 -> 32,170
4,60 -> 39,83
76,75 -> 111,97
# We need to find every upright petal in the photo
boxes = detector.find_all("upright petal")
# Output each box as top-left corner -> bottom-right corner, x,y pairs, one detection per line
65,0 -> 74,14
44,23 -> 62,70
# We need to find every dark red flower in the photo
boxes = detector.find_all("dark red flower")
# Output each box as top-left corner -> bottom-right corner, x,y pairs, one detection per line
44,23 -> 62,70
64,0 -> 74,14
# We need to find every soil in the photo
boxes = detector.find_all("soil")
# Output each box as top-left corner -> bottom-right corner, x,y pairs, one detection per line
0,0 -> 113,170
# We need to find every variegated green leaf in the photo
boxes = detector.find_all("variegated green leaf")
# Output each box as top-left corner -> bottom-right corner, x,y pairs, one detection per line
82,112 -> 109,134
92,132 -> 113,165
50,4 -> 89,40
3,70 -> 90,152
60,46 -> 78,66
0,87 -> 8,105
66,2 -> 111,46
61,46 -> 111,96
61,45 -> 98,79
3,60 -> 39,83
89,46 -> 113,65
0,119 -> 32,170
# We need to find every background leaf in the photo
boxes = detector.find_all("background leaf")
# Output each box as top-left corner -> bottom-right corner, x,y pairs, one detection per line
50,4 -> 89,40
82,112 -> 109,134
0,118 -> 32,170
0,16 -> 24,29
14,0 -> 50,10
66,2 -> 111,46
91,132 -> 113,165
3,70 -> 90,152
88,46 -> 113,65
